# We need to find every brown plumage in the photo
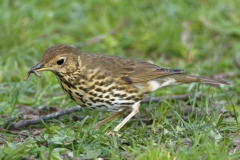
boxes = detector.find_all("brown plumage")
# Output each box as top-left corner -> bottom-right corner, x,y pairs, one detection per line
24,44 -> 229,133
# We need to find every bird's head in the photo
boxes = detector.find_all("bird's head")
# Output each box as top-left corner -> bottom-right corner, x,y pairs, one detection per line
28,45 -> 82,78
24,45 -> 82,81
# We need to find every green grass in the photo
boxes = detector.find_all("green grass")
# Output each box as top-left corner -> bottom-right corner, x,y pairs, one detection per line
0,0 -> 239,159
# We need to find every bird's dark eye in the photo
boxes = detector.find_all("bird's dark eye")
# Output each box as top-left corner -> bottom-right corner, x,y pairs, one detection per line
57,58 -> 65,65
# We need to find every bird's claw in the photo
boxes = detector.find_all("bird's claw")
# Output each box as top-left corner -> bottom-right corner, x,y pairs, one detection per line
106,131 -> 122,137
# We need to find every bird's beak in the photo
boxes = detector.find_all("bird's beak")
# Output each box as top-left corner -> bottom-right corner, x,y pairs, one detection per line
30,63 -> 48,71
23,62 -> 49,81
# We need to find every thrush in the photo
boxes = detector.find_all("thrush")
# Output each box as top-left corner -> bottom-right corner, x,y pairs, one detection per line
24,44 -> 229,132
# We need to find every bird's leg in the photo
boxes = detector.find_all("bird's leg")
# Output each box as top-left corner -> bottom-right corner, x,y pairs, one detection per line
112,102 -> 140,132
93,109 -> 127,130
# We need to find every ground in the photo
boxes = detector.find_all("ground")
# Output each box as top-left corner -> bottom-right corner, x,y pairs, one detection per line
0,0 -> 240,159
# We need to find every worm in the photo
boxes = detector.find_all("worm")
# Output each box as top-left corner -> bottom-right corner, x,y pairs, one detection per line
23,70 -> 41,81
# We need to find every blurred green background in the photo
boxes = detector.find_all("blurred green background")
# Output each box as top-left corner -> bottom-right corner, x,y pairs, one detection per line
0,0 -> 239,159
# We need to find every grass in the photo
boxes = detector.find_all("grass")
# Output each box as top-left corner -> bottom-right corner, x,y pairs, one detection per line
0,0 -> 239,159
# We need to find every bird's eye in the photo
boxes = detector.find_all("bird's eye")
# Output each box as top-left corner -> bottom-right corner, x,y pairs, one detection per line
57,58 -> 65,65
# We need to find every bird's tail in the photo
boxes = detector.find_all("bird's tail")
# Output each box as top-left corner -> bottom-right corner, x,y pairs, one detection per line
169,74 -> 229,87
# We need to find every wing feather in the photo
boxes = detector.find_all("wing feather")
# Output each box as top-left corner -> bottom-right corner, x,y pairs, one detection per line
116,61 -> 184,84
82,53 -> 184,84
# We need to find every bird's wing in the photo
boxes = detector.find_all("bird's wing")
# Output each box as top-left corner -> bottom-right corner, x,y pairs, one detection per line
114,60 -> 185,84
83,54 -> 185,84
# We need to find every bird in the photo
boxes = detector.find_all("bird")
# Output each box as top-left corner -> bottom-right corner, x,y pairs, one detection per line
24,44 -> 229,133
